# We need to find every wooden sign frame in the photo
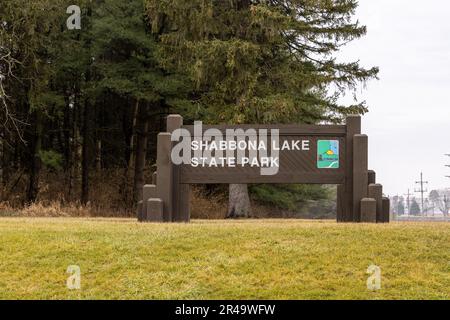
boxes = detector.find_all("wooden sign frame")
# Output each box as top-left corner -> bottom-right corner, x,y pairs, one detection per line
137,115 -> 390,223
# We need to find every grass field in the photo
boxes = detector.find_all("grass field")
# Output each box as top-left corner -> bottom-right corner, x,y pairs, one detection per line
0,218 -> 449,300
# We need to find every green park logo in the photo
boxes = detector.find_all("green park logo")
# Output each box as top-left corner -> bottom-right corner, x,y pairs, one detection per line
317,140 -> 339,169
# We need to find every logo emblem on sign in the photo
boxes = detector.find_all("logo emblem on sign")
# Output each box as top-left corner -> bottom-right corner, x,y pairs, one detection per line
317,140 -> 339,169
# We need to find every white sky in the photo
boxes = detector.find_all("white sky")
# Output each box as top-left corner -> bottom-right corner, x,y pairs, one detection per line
338,0 -> 450,197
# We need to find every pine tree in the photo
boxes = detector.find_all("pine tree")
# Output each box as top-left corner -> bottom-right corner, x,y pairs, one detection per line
1,0 -> 191,209
0,0 -> 69,203
146,0 -> 379,217
89,0 -> 192,204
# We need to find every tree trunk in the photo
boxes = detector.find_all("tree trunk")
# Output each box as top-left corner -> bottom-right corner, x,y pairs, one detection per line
95,139 -> 102,171
227,184 -> 252,218
63,97 -> 72,200
0,130 -> 4,201
81,4 -> 93,206
63,99 -> 71,171
81,99 -> 91,205
120,98 -> 138,205
133,101 -> 149,203
128,99 -> 139,169
27,109 -> 43,204
0,131 -> 4,188
69,108 -> 80,198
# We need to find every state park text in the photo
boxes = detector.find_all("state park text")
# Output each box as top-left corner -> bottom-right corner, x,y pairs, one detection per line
170,121 -> 339,175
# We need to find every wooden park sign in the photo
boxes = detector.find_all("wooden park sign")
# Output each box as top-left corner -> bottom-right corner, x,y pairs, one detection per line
137,115 -> 390,223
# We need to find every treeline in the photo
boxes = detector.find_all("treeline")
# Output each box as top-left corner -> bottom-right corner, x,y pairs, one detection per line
0,0 -> 378,216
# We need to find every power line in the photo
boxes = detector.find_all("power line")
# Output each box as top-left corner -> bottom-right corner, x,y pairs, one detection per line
414,172 -> 428,215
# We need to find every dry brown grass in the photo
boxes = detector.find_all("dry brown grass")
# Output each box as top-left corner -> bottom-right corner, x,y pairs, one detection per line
19,202 -> 93,217
0,201 -> 116,217
190,187 -> 228,219
1,173 -> 231,218
1,186 -> 333,219
1,169 -> 334,219
0,168 -> 146,217
1,187 -> 230,218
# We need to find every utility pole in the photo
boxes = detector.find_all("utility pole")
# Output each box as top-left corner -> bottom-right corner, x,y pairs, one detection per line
415,172 -> 428,216
404,189 -> 412,215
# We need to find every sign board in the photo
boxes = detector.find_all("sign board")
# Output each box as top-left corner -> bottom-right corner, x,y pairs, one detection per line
176,124 -> 346,184
137,115 -> 390,224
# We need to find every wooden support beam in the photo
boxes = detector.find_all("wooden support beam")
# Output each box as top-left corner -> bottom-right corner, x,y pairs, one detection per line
360,198 -> 377,222
142,184 -> 157,221
156,133 -> 173,222
382,197 -> 391,223
167,114 -> 183,133
167,114 -> 190,222
368,170 -> 376,185
368,184 -> 383,223
336,184 -> 344,222
352,134 -> 368,222
146,198 -> 164,222
152,171 -> 157,185
344,116 -> 361,222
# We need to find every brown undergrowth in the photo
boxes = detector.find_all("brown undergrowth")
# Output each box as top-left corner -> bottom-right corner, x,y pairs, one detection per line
0,169 -> 335,219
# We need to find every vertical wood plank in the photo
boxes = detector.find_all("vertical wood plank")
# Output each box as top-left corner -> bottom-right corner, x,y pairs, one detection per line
156,132 -> 173,222
146,198 -> 164,222
360,198 -> 377,222
353,134 -> 368,222
382,197 -> 391,223
167,114 -> 190,222
368,170 -> 376,185
179,184 -> 191,222
142,184 -> 157,221
167,114 -> 183,133
368,183 -> 383,222
344,116 -> 361,222
336,185 -> 344,222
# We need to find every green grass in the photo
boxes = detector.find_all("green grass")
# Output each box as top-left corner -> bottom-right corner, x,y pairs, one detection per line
0,218 -> 449,300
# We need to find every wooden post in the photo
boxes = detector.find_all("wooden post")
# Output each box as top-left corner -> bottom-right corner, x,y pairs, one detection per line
368,170 -> 376,185
336,185 -> 344,221
352,134 -> 368,222
382,197 -> 391,223
167,115 -> 190,222
156,133 -> 173,222
368,184 -> 383,222
167,115 -> 183,133
344,116 -> 361,222
142,184 -> 157,221
360,198 -> 377,222
179,184 -> 190,222
146,198 -> 164,222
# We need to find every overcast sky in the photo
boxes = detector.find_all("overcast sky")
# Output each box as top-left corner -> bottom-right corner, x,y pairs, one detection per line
337,0 -> 450,197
